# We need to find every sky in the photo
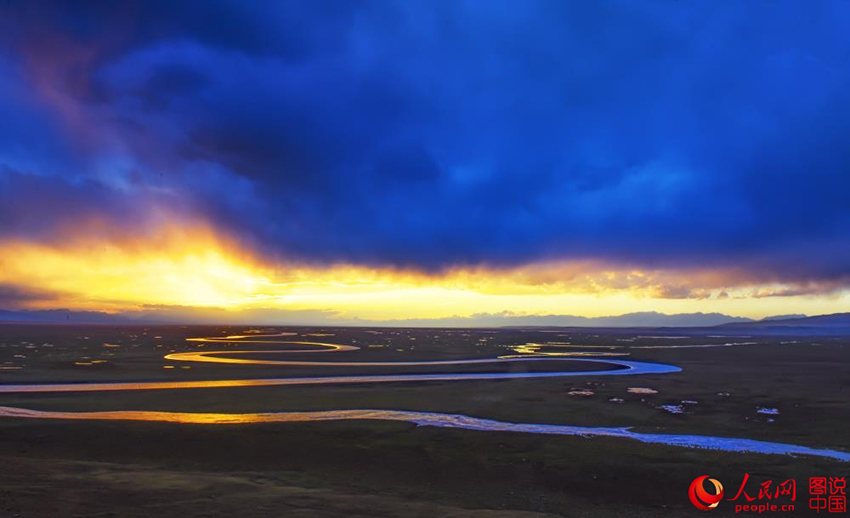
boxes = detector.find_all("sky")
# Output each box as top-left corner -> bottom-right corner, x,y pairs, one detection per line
1,1 -> 850,325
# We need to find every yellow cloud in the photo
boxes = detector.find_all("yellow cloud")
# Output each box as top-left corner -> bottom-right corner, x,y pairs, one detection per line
1,224 -> 848,320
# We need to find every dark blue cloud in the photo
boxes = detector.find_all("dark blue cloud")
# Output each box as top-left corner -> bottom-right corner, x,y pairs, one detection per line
2,1 -> 850,282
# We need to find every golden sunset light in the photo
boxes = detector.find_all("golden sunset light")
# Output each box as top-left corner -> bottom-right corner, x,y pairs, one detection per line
2,225 -> 848,323
2,3 -> 849,517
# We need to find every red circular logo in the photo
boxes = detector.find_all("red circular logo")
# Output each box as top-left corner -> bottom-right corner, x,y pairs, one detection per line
689,475 -> 724,510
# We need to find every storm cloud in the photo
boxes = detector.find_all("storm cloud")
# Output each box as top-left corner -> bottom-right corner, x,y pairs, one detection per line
2,1 -> 850,283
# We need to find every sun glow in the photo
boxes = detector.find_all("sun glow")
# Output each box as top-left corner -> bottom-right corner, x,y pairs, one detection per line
0,235 -> 267,309
1,225 -> 849,322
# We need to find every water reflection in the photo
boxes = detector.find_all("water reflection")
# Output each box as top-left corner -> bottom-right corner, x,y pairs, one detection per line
508,343 -> 624,355
0,358 -> 680,393
166,341 -> 360,365
168,334 -> 634,366
167,347 -> 630,366
0,331 -> 682,392
2,332 -> 843,462
0,406 -> 846,462
186,332 -> 301,344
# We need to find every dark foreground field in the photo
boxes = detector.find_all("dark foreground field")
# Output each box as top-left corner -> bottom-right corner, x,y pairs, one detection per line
0,325 -> 848,517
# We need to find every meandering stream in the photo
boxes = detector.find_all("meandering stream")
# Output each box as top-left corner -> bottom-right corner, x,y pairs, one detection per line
0,333 -> 846,462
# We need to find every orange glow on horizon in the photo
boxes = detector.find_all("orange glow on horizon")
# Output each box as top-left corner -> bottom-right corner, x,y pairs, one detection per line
0,224 -> 848,321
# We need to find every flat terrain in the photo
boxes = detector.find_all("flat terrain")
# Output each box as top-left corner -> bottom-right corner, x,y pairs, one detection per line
0,325 -> 848,517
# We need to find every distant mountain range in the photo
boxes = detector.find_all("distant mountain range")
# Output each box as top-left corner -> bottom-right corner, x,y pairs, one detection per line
0,307 -> 817,325
715,312 -> 850,335
0,308 -> 754,327
0,309 -> 129,324
3,307 -> 850,334
382,311 -> 755,328
759,314 -> 808,321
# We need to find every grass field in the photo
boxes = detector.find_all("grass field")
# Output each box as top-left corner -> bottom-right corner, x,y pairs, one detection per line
0,324 -> 847,517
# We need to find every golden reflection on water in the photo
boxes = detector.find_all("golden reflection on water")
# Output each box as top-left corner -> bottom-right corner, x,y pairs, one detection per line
0,406 -> 847,461
0,359 -> 679,393
168,334 -> 629,366
186,332 -> 299,343
165,342 -> 361,365
7,332 -> 846,462
166,347 -> 631,366
498,352 -> 627,358
506,342 -> 628,357
0,406 -> 273,424
0,332 -> 676,394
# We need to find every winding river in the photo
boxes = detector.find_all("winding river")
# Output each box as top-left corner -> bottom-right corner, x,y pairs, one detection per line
0,333 -> 847,462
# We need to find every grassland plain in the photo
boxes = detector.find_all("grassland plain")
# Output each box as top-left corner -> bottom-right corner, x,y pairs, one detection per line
0,325 -> 847,517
